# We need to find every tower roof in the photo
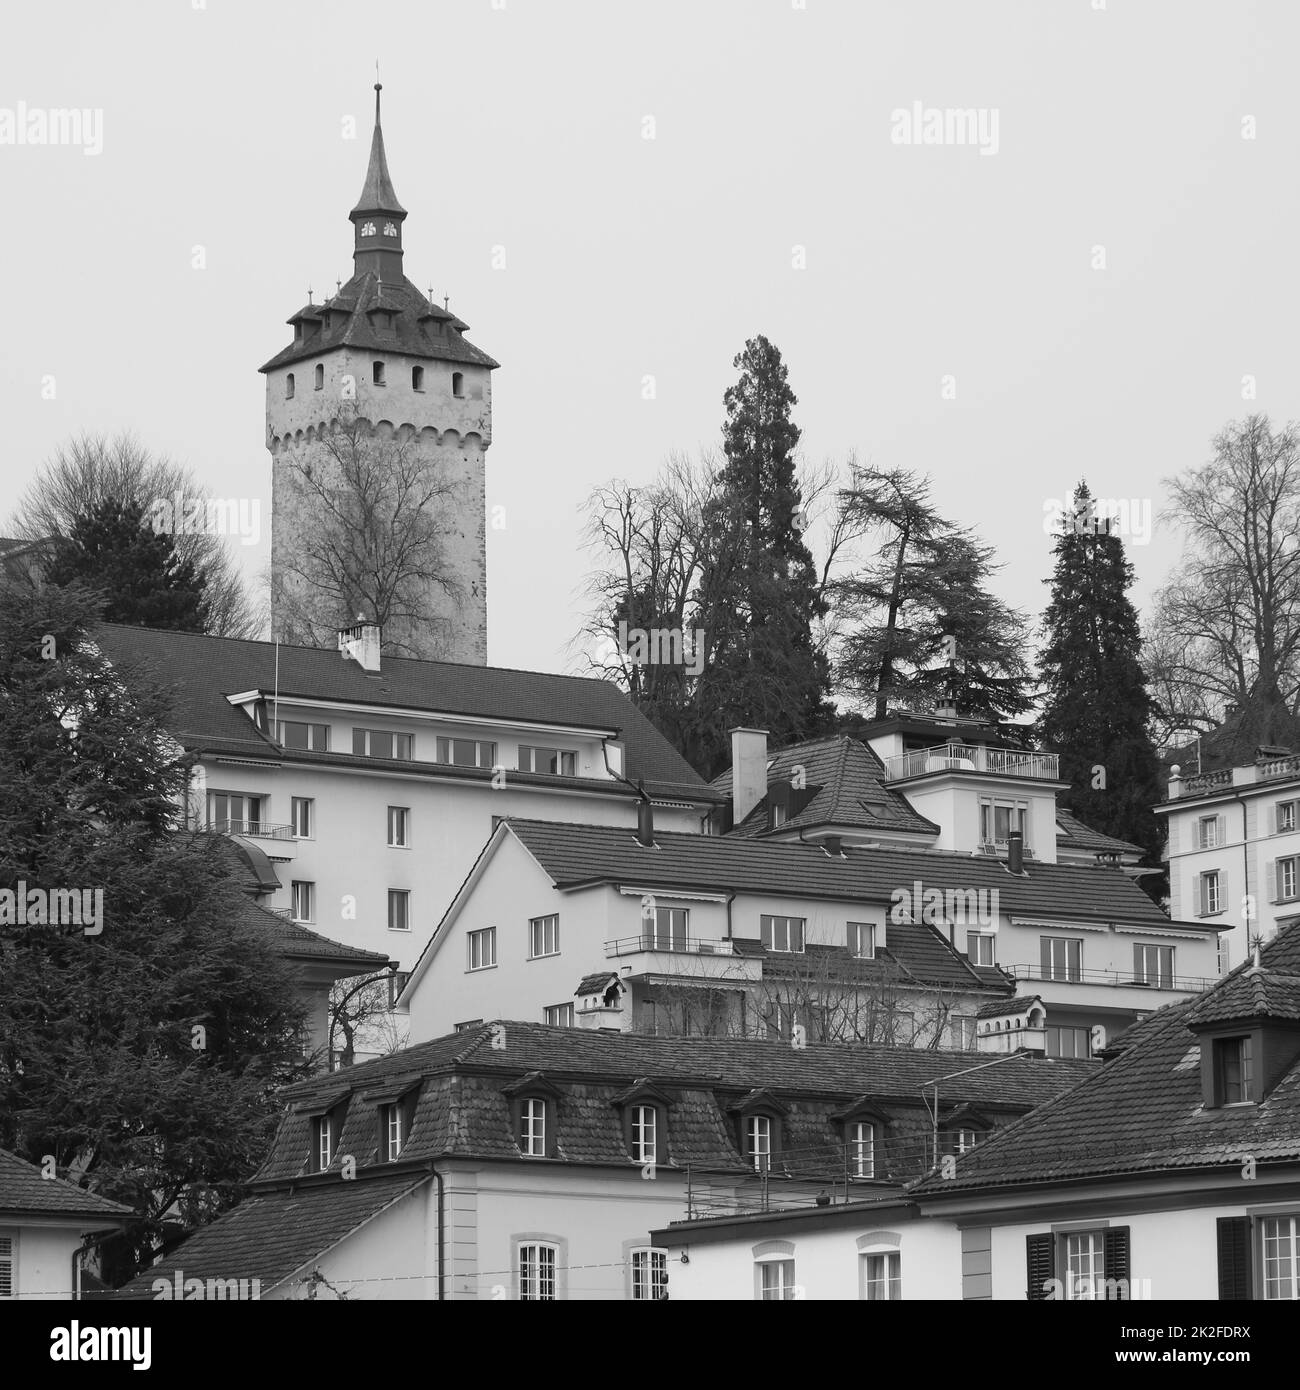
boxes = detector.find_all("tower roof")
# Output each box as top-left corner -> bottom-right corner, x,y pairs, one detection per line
350,84 -> 406,216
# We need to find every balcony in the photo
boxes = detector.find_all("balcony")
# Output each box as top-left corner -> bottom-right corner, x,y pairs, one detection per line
1010,964 -> 1216,994
210,819 -> 299,860
884,743 -> 1060,783
603,935 -> 763,983
1169,756 -> 1300,800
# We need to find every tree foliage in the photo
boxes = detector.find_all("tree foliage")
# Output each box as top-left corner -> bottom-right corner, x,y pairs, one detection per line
0,583 -> 309,1284
10,431 -> 257,637
45,496 -> 208,632
1037,481 -> 1164,863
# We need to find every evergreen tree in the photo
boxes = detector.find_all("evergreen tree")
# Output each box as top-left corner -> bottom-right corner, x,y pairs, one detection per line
45,496 -> 208,631
0,583 -> 308,1283
834,467 -> 1031,720
1037,481 -> 1164,863
687,337 -> 832,775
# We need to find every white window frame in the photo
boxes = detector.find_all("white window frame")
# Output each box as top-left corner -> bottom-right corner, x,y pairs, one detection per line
1041,935 -> 1082,982
1134,942 -> 1174,988
967,931 -> 995,967
848,1121 -> 875,1178
1198,815 -> 1223,849
631,1105 -> 657,1165
1201,870 -> 1223,916
630,1247 -> 668,1301
1046,1025 -> 1091,1059
543,1002 -> 574,1028
388,889 -> 410,933
383,1103 -> 404,1161
1278,801 -> 1298,834
530,914 -> 560,959
315,1115 -> 333,1171
519,1242 -> 557,1300
651,906 -> 688,951
435,735 -> 496,768
387,806 -> 410,848
291,796 -> 313,839
291,880 -> 315,924
761,914 -> 805,954
746,1114 -> 772,1172
1064,1230 -> 1105,1300
847,921 -> 876,959
1262,1215 -> 1300,1301
275,719 -> 329,751
1278,856 -> 1299,903
757,1258 -> 796,1301
520,1098 -> 547,1157
518,745 -> 577,776
207,790 -> 263,835
861,1251 -> 900,1301
468,926 -> 497,971
353,727 -> 413,761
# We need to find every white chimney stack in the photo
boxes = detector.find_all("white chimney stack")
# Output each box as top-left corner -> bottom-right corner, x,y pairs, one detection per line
339,618 -> 382,674
731,728 -> 769,827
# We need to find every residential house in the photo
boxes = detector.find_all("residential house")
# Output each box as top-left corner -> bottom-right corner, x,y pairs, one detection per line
93,622 -> 719,1054
656,922 -> 1300,1301
0,1147 -> 133,1300
115,1023 -> 1094,1300
711,724 -> 1221,1056
1157,747 -> 1300,971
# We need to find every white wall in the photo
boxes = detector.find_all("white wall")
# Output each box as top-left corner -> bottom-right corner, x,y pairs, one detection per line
3,1220 -> 97,1300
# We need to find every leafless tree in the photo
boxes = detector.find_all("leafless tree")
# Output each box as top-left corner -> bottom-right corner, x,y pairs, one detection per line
8,431 -> 258,637
1149,414 -> 1300,748
328,973 -> 409,1068
273,400 -> 466,659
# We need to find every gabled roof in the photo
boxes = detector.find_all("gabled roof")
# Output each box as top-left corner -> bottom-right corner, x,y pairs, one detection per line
1186,962 -> 1300,1028
91,624 -> 714,805
713,736 -> 938,838
0,1146 -> 133,1221
261,270 -> 498,374
912,925 -> 1300,1196
501,819 -> 1189,929
115,1173 -> 428,1298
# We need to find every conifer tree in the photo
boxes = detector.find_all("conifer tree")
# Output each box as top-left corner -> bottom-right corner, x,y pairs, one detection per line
1037,481 -> 1164,861
687,337 -> 832,775
45,496 -> 208,631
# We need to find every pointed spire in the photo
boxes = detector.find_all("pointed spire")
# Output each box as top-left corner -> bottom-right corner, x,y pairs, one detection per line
351,83 -> 406,216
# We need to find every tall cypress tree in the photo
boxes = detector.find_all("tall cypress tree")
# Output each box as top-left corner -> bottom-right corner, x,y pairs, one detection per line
1037,481 -> 1164,863
686,337 -> 831,776
45,496 -> 208,632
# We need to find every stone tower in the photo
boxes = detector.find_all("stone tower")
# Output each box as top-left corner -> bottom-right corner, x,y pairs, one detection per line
262,86 -> 496,663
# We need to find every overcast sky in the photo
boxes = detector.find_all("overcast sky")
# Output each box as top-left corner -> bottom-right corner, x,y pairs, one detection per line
2,0 -> 1297,677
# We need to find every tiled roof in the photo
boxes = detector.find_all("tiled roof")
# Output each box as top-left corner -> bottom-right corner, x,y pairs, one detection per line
912,925 -> 1300,1195
91,624 -> 715,804
0,1147 -> 133,1220
974,995 -> 1043,1019
574,972 -> 619,996
243,899 -> 392,971
1186,964 -> 1300,1027
261,271 -> 497,374
1055,810 -> 1144,857
114,1173 -> 428,1298
351,108 -> 405,215
504,819 -> 1185,928
714,736 -> 939,838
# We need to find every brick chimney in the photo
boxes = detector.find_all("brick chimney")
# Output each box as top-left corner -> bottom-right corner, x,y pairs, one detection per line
730,728 -> 769,826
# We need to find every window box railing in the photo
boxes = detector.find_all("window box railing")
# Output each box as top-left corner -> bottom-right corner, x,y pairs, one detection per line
884,744 -> 1059,782
1010,963 -> 1216,993
208,819 -> 297,841
605,935 -> 736,958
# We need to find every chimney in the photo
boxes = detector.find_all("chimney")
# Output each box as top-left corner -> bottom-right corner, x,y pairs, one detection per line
1007,829 -> 1024,875
635,798 -> 655,848
731,728 -> 769,826
823,835 -> 843,858
339,618 -> 381,673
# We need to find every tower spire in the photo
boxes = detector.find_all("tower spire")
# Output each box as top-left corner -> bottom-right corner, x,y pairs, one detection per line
350,81 -> 407,276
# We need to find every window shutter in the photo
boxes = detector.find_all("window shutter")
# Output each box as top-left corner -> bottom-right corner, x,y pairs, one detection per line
1026,1232 -> 1055,1300
1216,1217 -> 1253,1300
1040,938 -> 1052,977
1133,943 -> 1143,978
0,1235 -> 12,1298
1103,1227 -> 1131,1298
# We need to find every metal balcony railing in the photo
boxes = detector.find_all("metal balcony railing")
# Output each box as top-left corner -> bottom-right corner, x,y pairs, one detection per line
209,819 -> 296,841
605,935 -> 736,958
884,743 -> 1060,782
1011,963 -> 1217,993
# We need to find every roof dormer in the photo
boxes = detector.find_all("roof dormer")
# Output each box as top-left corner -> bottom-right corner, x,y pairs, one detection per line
1187,959 -> 1300,1108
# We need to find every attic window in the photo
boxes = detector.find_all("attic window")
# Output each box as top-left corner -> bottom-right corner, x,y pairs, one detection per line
412,365 -> 425,391
452,372 -> 465,398
1215,1036 -> 1255,1106
373,361 -> 386,386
